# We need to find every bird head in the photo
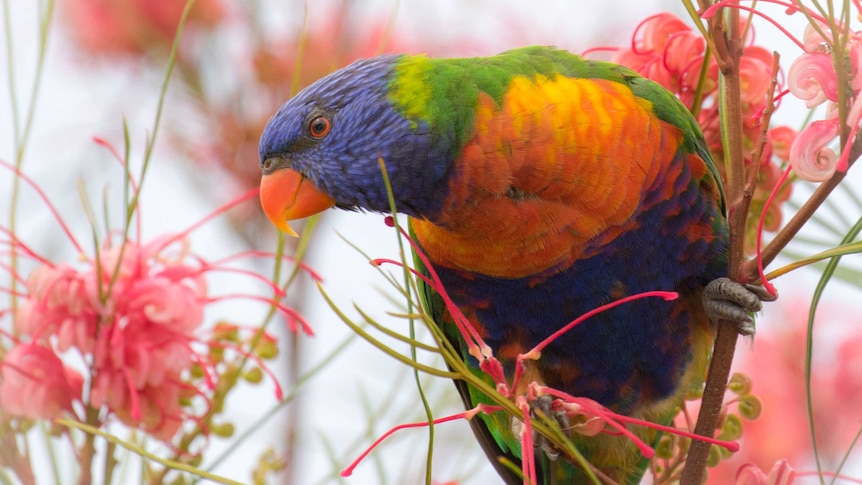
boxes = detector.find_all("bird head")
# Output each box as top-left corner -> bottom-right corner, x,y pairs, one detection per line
258,55 -> 452,236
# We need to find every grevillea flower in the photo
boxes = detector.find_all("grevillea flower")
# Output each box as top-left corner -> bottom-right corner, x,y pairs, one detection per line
14,263 -> 101,352
789,119 -> 840,182
768,126 -> 798,161
1,149 -> 314,442
788,53 -> 839,107
607,12 -> 797,249
735,460 -> 795,485
611,13 -> 707,95
786,17 -> 862,181
740,47 -> 775,106
0,343 -> 84,420
64,0 -> 225,56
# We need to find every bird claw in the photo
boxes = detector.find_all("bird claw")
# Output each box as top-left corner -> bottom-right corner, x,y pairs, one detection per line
511,395 -> 570,461
703,277 -> 776,336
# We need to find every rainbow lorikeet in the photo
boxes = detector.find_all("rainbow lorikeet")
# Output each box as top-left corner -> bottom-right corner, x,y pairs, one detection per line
257,47 -> 764,484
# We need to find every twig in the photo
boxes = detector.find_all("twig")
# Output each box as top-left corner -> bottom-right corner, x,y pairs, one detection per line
681,2 -> 745,483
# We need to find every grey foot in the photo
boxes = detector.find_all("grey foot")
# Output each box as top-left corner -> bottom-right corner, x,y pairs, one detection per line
511,396 -> 570,461
703,277 -> 776,336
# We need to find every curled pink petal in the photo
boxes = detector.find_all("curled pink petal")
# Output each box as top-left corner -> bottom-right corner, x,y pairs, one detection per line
767,126 -> 798,161
736,464 -> 769,485
788,53 -> 838,107
0,343 -> 83,419
632,13 -> 692,54
739,47 -> 774,105
766,459 -> 795,485
802,21 -> 831,53
789,119 -> 839,182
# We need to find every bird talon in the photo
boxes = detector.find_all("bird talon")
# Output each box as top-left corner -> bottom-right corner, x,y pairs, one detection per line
745,282 -> 778,302
703,277 -> 775,336
511,396 -> 570,461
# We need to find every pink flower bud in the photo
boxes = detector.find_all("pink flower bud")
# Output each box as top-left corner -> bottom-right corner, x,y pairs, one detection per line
788,53 -> 838,107
767,126 -> 798,161
789,119 -> 839,182
735,460 -> 795,485
0,343 -> 83,420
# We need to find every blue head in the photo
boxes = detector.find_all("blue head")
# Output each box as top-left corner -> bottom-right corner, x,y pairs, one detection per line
258,55 -> 453,230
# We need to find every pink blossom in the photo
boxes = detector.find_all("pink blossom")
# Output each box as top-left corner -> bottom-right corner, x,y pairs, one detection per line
14,263 -> 100,352
739,46 -> 774,105
123,270 -> 206,335
802,21 -> 832,53
632,13 -> 693,54
64,0 -> 225,56
0,343 -> 83,420
767,126 -> 798,161
612,13 -> 703,93
788,53 -> 838,107
3,141 -> 306,452
736,460 -> 795,485
789,119 -> 839,181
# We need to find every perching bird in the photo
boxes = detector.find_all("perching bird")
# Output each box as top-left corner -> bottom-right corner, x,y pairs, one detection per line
258,47 -> 764,484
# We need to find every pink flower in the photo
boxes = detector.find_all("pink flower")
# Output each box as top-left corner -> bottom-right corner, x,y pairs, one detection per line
736,460 -> 795,485
3,155 -> 311,443
14,263 -> 101,352
789,118 -> 839,181
612,13 -> 705,94
802,21 -> 832,53
739,47 -> 774,105
0,343 -> 83,420
89,321 -> 189,441
788,52 -> 838,107
64,0 -> 225,56
767,126 -> 798,161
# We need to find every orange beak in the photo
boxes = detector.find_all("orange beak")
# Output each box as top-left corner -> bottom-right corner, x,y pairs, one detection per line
260,168 -> 335,237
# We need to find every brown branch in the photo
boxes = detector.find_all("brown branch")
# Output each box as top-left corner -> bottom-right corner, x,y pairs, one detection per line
78,405 -> 101,485
0,429 -> 36,485
681,2 -> 745,484
683,4 -> 862,482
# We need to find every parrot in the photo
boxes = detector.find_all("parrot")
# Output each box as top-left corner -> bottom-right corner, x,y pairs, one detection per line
257,46 -> 765,484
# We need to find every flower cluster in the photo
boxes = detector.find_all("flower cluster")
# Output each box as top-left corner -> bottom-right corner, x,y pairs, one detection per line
736,459 -> 795,485
2,229 -> 291,441
65,0 -> 225,56
607,12 -> 795,250
787,20 -> 862,181
0,158 -> 310,456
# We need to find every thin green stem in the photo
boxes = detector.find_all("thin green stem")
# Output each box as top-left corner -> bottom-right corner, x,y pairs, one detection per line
4,0 -> 55,329
0,468 -> 15,485
104,0 -> 197,304
197,330 -> 358,480
39,421 -> 63,485
57,419 -> 245,485
378,159 -> 436,484
3,0 -> 20,145
830,425 -> 862,485
806,217 -> 862,485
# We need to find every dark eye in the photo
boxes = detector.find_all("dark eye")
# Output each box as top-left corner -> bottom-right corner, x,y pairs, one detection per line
262,158 -> 275,170
308,116 -> 331,139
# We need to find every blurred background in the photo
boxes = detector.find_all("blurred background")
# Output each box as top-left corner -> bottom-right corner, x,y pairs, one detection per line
2,1 -> 862,484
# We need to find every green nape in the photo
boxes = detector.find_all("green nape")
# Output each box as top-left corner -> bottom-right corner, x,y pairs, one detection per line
385,46 -> 723,208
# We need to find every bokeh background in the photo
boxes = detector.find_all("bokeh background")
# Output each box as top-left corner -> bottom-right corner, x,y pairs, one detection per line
3,1 -> 862,484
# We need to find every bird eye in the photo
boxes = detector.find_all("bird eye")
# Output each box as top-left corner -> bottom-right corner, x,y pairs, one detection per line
308,116 -> 331,139
262,158 -> 275,171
